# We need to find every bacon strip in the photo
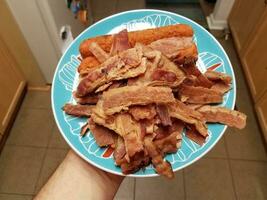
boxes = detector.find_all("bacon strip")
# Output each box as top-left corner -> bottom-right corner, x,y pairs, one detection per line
179,85 -> 223,104
102,86 -> 175,115
185,124 -> 206,146
62,103 -> 94,117
73,92 -> 100,104
168,101 -> 208,137
211,82 -> 231,94
156,104 -> 172,126
197,105 -> 247,129
88,42 -> 109,63
110,29 -> 131,56
144,135 -> 174,178
128,105 -> 156,121
204,71 -> 232,85
88,119 -> 117,147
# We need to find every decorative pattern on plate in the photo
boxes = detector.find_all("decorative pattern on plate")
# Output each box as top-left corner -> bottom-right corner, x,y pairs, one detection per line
52,10 -> 236,177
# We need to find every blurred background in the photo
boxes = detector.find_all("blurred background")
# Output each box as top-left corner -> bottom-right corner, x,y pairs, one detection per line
0,0 -> 266,199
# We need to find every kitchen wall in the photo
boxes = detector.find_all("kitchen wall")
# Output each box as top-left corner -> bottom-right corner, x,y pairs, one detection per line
0,1 -> 46,87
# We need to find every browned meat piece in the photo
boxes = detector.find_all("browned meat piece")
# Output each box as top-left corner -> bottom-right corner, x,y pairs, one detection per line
73,92 -> 100,104
144,135 -> 174,178
101,86 -> 175,115
113,136 -> 126,165
185,124 -> 206,146
211,82 -> 231,94
204,71 -> 232,85
88,42 -> 109,63
149,37 -> 198,63
154,120 -> 184,153
76,45 -> 145,97
197,105 -> 247,129
80,122 -> 90,136
179,85 -> 223,104
154,131 -> 182,153
62,103 -> 94,117
88,119 -> 117,147
114,113 -> 144,159
80,24 -> 193,58
156,104 -> 172,126
110,29 -> 131,56
186,104 -> 203,110
181,59 -> 213,88
120,152 -> 150,174
95,82 -> 113,93
128,105 -> 157,121
129,48 -> 186,88
174,100 -> 203,120
168,101 -> 208,138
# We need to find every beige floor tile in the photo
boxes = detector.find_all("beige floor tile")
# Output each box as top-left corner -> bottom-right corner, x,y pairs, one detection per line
135,171 -> 184,200
231,160 -> 267,200
205,136 -> 227,158
114,177 -> 135,200
0,194 -> 32,200
7,108 -> 54,147
116,0 -> 145,12
48,125 -> 70,149
184,158 -> 236,200
35,149 -> 68,193
225,120 -> 267,161
0,146 -> 46,194
22,90 -> 51,110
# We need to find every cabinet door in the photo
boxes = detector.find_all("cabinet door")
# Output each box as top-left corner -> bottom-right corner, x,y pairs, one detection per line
242,11 -> 267,101
229,0 -> 265,53
255,92 -> 267,142
0,36 -> 26,135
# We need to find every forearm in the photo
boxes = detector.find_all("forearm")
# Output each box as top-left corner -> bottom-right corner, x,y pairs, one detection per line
35,150 -> 123,200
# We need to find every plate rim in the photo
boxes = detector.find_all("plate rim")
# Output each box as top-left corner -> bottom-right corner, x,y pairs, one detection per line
51,9 -> 236,177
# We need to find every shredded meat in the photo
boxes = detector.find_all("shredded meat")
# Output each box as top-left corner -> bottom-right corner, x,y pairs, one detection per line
197,105 -> 246,129
62,103 -> 94,117
101,86 -> 175,115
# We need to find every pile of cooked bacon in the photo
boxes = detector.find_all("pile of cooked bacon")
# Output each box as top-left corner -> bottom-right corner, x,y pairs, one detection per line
62,25 -> 246,178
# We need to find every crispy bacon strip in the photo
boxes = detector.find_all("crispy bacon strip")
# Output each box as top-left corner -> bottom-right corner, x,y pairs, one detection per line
144,135 -> 174,178
211,82 -> 231,94
88,119 -> 116,147
197,105 -> 247,129
62,103 -> 94,117
110,29 -> 131,56
179,85 -> 223,104
204,71 -> 232,85
88,42 -> 109,63
185,124 -> 206,146
168,101 -> 208,137
128,105 -> 156,121
73,92 -> 100,104
156,104 -> 172,126
102,86 -> 175,115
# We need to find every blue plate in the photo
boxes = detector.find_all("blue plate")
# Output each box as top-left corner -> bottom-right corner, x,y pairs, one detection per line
52,9 -> 236,177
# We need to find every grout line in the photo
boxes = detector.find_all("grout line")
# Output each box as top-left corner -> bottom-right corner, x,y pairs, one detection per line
5,143 -> 70,151
33,147 -> 48,194
182,169 -> 187,200
202,156 -> 267,163
133,178 -> 136,200
0,192 -> 34,196
223,137 -> 238,200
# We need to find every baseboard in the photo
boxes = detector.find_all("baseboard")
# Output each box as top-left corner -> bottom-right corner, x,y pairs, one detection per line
206,13 -> 228,30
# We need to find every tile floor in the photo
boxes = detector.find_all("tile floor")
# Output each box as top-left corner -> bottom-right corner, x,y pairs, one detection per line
1,1 -> 267,200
